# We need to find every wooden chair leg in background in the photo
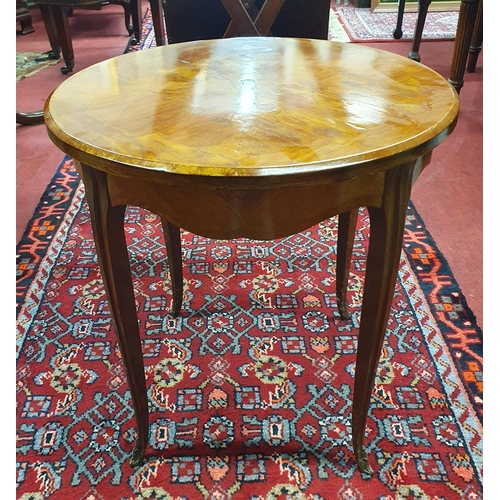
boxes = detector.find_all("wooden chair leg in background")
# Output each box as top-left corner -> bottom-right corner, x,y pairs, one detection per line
129,0 -> 142,44
393,0 -> 406,39
38,4 -> 62,59
408,0 -> 432,62
148,0 -> 166,46
108,0 -> 134,37
392,0 -> 432,62
466,0 -> 482,73
38,4 -> 75,74
448,0 -> 480,93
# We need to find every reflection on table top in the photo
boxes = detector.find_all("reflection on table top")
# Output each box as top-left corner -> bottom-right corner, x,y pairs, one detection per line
45,37 -> 459,178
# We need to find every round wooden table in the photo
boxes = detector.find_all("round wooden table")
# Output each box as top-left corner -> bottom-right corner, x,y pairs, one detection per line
44,37 -> 460,475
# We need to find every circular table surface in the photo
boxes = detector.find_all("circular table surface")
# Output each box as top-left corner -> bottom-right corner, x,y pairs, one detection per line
45,37 -> 459,178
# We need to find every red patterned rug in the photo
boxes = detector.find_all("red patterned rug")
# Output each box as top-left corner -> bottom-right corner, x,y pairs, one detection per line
16,11 -> 482,500
332,5 -> 458,42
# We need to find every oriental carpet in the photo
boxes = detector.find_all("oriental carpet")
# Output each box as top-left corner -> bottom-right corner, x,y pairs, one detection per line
16,10 -> 482,500
16,155 -> 483,499
332,6 -> 458,42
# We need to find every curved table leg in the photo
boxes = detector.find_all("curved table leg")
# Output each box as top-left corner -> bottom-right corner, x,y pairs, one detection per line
336,209 -> 357,321
161,219 -> 184,316
77,161 -> 149,467
351,162 -> 415,475
449,0 -> 480,93
408,0 -> 432,62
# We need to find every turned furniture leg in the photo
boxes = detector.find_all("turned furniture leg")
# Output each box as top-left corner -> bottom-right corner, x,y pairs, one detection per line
466,0 -> 482,73
351,162 -> 415,475
161,220 -> 183,317
336,210 -> 357,321
449,0 -> 480,93
77,162 -> 149,467
393,0 -> 405,39
38,4 -> 62,59
149,0 -> 166,46
408,0 -> 432,62
49,5 -> 75,74
129,0 -> 142,45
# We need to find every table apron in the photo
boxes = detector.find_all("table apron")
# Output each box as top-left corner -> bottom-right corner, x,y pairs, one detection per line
105,169 -> 390,240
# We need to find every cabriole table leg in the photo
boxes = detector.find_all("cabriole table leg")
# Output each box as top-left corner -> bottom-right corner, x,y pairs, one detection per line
336,209 -> 358,321
351,161 -> 416,475
77,161 -> 150,467
161,219 -> 184,317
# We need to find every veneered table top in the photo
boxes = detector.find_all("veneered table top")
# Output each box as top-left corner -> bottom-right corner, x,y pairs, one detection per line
45,37 -> 459,179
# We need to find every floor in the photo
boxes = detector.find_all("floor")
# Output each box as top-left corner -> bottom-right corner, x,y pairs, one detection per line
16,1 -> 483,328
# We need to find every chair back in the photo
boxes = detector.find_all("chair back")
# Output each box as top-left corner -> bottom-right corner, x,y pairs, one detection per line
162,0 -> 331,44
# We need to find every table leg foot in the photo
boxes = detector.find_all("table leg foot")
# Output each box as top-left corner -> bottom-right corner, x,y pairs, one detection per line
61,62 -> 74,74
393,28 -> 403,39
130,443 -> 146,467
337,303 -> 350,321
408,51 -> 421,62
355,446 -> 373,476
448,0 -> 480,94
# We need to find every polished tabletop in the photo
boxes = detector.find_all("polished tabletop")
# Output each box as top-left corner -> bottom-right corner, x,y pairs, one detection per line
45,37 -> 459,180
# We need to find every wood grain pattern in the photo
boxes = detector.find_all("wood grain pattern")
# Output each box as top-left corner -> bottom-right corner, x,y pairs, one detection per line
44,38 -> 459,180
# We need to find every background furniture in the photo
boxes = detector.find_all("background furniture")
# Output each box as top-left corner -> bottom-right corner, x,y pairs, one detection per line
449,0 -> 482,92
393,0 -> 482,93
44,36 -> 459,475
147,0 -> 330,47
17,0 -> 35,34
16,0 -> 42,124
393,0 -> 431,61
34,0 -> 137,74
16,110 -> 45,125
